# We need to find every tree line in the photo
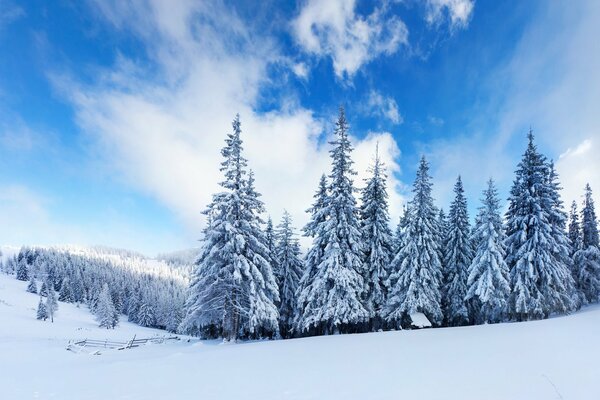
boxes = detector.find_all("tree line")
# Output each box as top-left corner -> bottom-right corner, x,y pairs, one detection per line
180,108 -> 600,341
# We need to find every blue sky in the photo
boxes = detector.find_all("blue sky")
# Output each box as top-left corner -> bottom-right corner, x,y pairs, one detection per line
1,0 -> 599,255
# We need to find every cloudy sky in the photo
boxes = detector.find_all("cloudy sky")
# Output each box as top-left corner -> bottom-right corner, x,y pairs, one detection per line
1,0 -> 598,255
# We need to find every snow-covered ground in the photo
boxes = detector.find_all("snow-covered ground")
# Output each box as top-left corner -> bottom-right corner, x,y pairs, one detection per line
1,273 -> 599,400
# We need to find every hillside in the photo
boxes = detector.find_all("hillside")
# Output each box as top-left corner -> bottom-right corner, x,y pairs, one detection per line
1,273 -> 599,400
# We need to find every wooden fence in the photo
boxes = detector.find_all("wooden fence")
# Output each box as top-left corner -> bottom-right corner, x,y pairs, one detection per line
67,334 -> 179,352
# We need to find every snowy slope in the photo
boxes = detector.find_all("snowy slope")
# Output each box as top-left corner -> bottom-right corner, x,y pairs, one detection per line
1,273 -> 599,400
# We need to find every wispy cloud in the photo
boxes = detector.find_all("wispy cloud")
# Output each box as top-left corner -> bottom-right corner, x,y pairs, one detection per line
366,90 -> 403,125
425,0 -> 475,30
292,0 -> 408,79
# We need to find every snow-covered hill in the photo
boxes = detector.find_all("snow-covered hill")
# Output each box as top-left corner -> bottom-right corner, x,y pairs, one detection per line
1,273 -> 599,399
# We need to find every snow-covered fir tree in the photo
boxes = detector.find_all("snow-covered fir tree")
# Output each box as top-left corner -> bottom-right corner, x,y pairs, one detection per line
265,216 -> 279,276
465,179 -> 510,324
385,156 -> 443,328
359,146 -> 393,330
505,132 -> 577,321
137,301 -> 156,328
16,260 -> 28,281
58,277 -> 73,302
573,184 -> 600,304
36,297 -> 48,321
296,107 -> 368,335
295,174 -> 328,332
26,276 -> 37,294
568,201 -> 583,256
275,210 -> 304,338
179,114 -> 279,341
96,283 -> 119,329
442,176 -> 473,326
46,287 -> 58,323
39,280 -> 48,297
545,161 -> 579,310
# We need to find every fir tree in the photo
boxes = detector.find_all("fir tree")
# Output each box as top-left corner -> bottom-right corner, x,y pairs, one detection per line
26,276 -> 37,294
96,283 -> 119,329
46,287 -> 58,323
359,146 -> 393,330
295,175 -> 329,333
568,201 -> 583,256
275,211 -> 304,338
138,302 -> 156,328
443,176 -> 473,326
36,297 -> 48,321
58,277 -> 73,303
466,179 -> 510,324
16,261 -> 28,281
505,132 -> 576,320
545,161 -> 579,310
180,115 -> 279,340
296,107 -> 368,335
265,216 -> 279,277
39,281 -> 48,297
385,156 -> 443,328
573,184 -> 600,304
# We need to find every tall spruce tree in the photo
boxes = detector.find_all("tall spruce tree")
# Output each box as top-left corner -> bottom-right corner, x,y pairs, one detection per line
180,115 -> 279,341
295,175 -> 328,333
36,297 -> 48,321
568,201 -> 583,256
443,176 -> 473,326
505,132 -> 577,320
359,146 -> 393,330
296,107 -> 368,335
573,184 -> 600,303
96,283 -> 119,329
275,211 -> 304,338
466,179 -> 510,324
545,162 -> 580,310
385,156 -> 443,328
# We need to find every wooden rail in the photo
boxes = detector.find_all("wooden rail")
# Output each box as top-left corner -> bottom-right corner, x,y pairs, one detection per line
67,335 -> 179,352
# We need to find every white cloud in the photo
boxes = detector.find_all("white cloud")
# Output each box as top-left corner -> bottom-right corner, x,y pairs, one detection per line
292,0 -> 408,79
366,90 -> 403,124
426,0 -> 475,29
55,0 -> 405,248
292,62 -> 309,80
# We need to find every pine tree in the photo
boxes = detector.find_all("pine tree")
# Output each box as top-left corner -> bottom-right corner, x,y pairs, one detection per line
545,162 -> 579,311
466,179 -> 510,324
385,156 -> 443,328
26,276 -> 37,294
295,175 -> 328,333
58,277 -> 73,303
275,211 -> 304,338
16,260 -> 28,281
296,107 -> 368,335
359,146 -> 393,330
36,297 -> 48,321
46,287 -> 58,323
443,176 -> 473,326
573,184 -> 600,304
568,201 -> 583,256
265,216 -> 279,277
96,283 -> 119,329
40,281 -> 48,297
180,115 -> 279,340
137,301 -> 156,328
505,132 -> 576,320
